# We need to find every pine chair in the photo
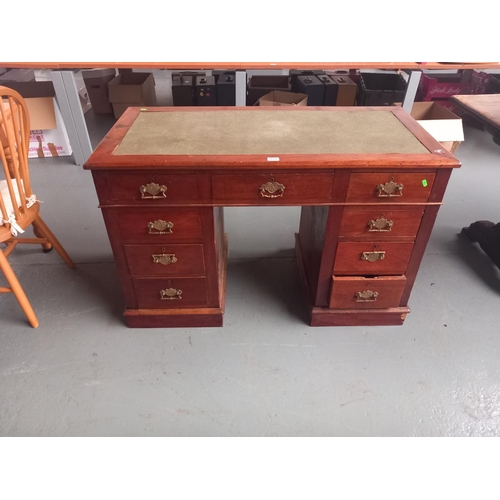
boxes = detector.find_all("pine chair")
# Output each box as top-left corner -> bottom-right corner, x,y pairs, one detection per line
0,86 -> 75,328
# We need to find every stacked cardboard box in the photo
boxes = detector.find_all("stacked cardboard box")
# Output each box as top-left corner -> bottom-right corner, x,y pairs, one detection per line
82,69 -> 116,114
1,80 -> 72,158
417,71 -> 491,113
108,73 -> 157,119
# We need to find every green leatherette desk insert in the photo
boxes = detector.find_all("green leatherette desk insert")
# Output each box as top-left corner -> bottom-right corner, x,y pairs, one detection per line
84,106 -> 460,328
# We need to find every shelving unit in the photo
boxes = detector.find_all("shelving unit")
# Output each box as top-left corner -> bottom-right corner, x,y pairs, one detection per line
1,62 -> 499,165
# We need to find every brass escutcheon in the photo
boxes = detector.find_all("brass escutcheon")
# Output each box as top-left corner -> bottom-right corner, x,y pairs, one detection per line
376,177 -> 403,197
368,214 -> 394,232
140,182 -> 167,199
355,290 -> 379,302
148,220 -> 174,235
160,288 -> 182,300
260,178 -> 285,198
361,251 -> 386,262
152,254 -> 177,266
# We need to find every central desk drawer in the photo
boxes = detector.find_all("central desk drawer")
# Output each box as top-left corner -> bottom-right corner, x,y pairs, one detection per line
133,277 -> 208,309
212,173 -> 334,204
116,208 -> 203,243
333,242 -> 414,275
124,244 -> 205,276
107,174 -> 199,203
346,173 -> 435,203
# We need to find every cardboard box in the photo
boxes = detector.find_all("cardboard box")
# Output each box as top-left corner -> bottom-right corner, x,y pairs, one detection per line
257,90 -> 308,106
82,68 -> 116,114
410,101 -> 464,153
1,80 -> 72,158
1,81 -> 56,129
247,75 -> 290,105
417,71 -> 491,101
0,69 -> 35,82
108,72 -> 157,118
28,99 -> 72,158
78,86 -> 91,115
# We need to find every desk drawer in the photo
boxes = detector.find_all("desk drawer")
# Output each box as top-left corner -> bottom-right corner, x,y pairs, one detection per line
330,276 -> 406,309
212,173 -> 334,204
124,244 -> 205,276
333,242 -> 414,275
107,174 -> 199,203
346,173 -> 435,203
133,277 -> 208,309
339,208 -> 424,240
116,208 -> 203,243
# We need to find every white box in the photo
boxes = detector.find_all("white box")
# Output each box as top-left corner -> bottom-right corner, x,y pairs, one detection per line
410,101 -> 464,153
28,98 -> 72,158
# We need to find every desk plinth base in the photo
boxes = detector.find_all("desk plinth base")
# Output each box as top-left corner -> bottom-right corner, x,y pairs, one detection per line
124,307 -> 224,328
295,233 -> 410,327
308,307 -> 410,327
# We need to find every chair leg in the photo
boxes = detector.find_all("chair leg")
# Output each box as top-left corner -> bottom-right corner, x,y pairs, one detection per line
31,216 -> 75,269
0,249 -> 39,328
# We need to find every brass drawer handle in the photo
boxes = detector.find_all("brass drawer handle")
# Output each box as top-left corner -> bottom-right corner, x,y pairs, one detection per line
148,220 -> 173,235
152,254 -> 177,265
260,178 -> 285,198
140,182 -> 167,199
361,251 -> 385,262
376,177 -> 403,197
160,288 -> 182,300
368,214 -> 393,232
355,290 -> 379,302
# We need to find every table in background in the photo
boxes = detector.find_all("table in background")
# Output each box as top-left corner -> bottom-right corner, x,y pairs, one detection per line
451,93 -> 500,270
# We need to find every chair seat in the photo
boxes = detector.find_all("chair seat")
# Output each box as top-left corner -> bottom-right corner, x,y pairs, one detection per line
0,179 -> 37,237
0,178 -> 23,224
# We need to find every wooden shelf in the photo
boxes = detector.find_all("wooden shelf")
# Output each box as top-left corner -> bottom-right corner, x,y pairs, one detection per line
1,62 -> 499,70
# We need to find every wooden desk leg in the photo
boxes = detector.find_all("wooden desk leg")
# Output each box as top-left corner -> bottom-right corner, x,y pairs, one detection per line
461,221 -> 500,270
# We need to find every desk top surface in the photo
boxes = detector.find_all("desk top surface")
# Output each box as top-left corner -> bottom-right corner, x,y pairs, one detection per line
85,106 -> 460,170
115,109 -> 428,156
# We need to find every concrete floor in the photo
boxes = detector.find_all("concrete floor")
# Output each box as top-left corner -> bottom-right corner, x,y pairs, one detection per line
1,78 -> 500,435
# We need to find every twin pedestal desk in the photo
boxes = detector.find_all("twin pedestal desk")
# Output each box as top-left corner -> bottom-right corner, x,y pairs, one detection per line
84,106 -> 460,328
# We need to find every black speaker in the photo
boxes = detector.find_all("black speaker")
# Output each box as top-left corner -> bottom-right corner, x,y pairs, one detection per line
317,74 -> 339,106
217,73 -> 236,106
289,70 -> 326,92
172,74 -> 194,106
195,76 -> 217,106
296,75 -> 325,106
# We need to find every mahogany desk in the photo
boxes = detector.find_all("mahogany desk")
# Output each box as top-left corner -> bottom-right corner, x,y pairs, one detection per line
84,106 -> 460,328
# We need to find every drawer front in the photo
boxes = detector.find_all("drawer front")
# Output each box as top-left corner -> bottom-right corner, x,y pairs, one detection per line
133,277 -> 208,308
339,208 -> 424,240
330,276 -> 407,309
124,244 -> 205,276
334,242 -> 414,275
116,208 -> 203,243
346,173 -> 435,203
107,174 -> 199,203
212,173 -> 334,204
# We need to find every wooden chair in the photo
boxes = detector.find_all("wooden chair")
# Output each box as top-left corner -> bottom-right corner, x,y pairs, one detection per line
0,86 -> 75,328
